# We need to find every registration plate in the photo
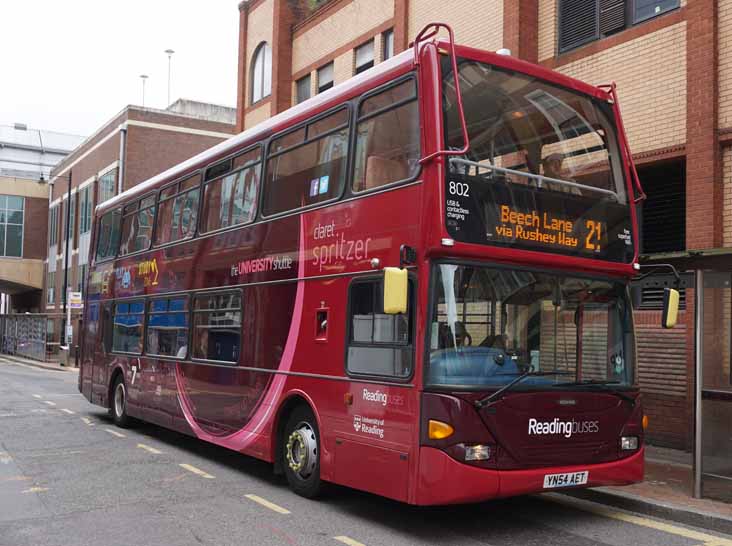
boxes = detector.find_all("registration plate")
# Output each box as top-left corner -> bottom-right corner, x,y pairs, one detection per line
543,471 -> 589,489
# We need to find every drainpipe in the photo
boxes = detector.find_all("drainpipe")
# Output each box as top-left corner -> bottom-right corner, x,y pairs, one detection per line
118,123 -> 127,195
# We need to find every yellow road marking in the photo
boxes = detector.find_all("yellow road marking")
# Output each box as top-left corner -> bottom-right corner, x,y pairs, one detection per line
244,494 -> 290,514
105,428 -> 126,438
0,475 -> 30,482
179,463 -> 215,479
0,452 -> 12,464
21,487 -> 48,494
60,408 -> 75,415
547,495 -> 732,546
43,400 -> 56,406
137,443 -> 162,455
32,394 -> 41,399
334,536 -> 367,546
81,417 -> 94,426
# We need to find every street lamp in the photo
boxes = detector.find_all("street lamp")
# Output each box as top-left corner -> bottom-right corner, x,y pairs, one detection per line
140,74 -> 149,107
165,49 -> 175,107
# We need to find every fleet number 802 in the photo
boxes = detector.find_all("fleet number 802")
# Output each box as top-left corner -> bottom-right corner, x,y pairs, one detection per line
449,181 -> 470,197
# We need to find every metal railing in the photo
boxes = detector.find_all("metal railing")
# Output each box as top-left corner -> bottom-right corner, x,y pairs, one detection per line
0,313 -> 62,362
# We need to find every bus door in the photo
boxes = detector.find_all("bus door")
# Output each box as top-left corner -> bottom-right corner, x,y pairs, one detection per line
90,302 -> 113,405
334,277 -> 416,502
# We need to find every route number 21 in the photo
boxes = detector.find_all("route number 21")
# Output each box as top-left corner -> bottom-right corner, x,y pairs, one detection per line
585,220 -> 602,251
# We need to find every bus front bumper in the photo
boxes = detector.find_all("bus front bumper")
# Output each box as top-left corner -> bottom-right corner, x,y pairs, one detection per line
415,446 -> 644,505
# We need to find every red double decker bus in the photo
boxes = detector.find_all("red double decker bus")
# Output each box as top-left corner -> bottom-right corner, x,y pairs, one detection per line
80,24 -> 672,505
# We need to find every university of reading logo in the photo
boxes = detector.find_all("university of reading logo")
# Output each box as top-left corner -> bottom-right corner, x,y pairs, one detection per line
528,418 -> 599,439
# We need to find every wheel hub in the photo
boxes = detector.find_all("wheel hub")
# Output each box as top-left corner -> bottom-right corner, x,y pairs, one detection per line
285,422 -> 317,480
114,382 -> 125,418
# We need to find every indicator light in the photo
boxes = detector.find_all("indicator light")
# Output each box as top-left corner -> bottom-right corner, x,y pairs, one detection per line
621,436 -> 639,450
428,420 -> 454,440
464,445 -> 491,461
642,415 -> 649,430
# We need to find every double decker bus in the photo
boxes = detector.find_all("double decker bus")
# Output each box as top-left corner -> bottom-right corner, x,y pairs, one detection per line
79,24 -> 677,505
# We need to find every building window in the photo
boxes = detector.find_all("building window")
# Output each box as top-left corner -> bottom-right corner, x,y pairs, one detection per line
79,185 -> 92,235
146,296 -> 190,358
251,42 -> 272,104
60,196 -> 74,249
558,0 -> 679,53
192,292 -> 242,363
355,40 -> 375,74
49,205 -> 59,246
98,169 -> 117,204
353,79 -> 421,192
296,74 -> 311,104
112,300 -> 144,354
263,108 -> 349,216
155,174 -> 201,245
46,270 -> 55,305
346,278 -> 413,378
383,29 -> 394,60
0,196 -> 24,257
317,62 -> 334,93
634,0 -> 679,23
77,263 -> 88,295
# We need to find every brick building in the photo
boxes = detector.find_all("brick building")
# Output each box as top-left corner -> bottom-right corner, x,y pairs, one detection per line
234,0 -> 732,454
45,102 -> 236,351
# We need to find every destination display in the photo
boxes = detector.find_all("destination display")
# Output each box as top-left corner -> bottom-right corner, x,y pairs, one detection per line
445,175 -> 634,263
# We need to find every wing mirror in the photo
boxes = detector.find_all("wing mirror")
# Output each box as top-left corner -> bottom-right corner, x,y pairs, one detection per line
662,288 -> 679,329
383,267 -> 408,315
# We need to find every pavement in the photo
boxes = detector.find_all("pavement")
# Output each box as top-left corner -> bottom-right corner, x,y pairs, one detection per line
0,354 -> 731,546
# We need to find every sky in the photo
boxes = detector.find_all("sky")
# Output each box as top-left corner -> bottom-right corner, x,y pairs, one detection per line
1,0 -> 240,138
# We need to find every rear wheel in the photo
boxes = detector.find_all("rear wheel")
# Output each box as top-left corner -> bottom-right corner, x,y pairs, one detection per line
282,406 -> 323,498
109,375 -> 131,428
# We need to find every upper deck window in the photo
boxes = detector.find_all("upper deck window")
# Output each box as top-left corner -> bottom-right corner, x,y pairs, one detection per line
201,148 -> 261,233
119,195 -> 156,256
353,78 -> 420,193
442,58 -> 633,263
95,209 -> 122,261
558,0 -> 680,53
262,108 -> 349,216
155,173 -> 201,245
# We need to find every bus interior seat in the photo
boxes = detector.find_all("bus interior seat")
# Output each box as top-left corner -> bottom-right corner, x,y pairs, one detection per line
363,155 -> 409,191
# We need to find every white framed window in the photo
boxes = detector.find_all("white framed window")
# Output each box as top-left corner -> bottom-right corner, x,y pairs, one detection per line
355,40 -> 375,74
251,42 -> 272,104
317,62 -> 334,94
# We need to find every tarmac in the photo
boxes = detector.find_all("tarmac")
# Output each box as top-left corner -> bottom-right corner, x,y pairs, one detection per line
0,352 -> 730,532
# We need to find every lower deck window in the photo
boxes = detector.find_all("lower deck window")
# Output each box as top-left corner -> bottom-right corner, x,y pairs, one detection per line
347,279 -> 413,378
192,293 -> 242,363
146,297 -> 190,358
112,301 -> 144,354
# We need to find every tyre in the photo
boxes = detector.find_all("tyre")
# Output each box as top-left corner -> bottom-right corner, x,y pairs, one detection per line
109,374 -> 131,428
282,405 -> 323,498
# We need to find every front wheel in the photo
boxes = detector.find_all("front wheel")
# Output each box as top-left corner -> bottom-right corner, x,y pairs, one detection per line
109,375 -> 131,428
282,406 -> 323,498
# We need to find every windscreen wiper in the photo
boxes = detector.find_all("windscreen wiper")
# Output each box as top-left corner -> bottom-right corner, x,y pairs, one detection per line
474,369 -> 573,409
553,379 -> 636,406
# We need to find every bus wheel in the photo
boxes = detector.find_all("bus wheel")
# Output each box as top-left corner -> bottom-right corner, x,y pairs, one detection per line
283,406 -> 322,498
110,375 -> 131,428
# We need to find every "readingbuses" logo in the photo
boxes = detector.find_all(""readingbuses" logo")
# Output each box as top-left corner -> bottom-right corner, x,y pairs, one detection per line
527,418 -> 599,439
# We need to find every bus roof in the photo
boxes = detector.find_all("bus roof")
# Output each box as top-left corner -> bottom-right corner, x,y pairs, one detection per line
97,40 -> 613,216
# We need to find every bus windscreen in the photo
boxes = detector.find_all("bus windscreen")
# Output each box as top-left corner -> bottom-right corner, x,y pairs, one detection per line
442,58 -> 634,263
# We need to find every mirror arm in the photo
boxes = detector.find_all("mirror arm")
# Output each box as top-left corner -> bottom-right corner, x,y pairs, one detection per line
633,263 -> 681,287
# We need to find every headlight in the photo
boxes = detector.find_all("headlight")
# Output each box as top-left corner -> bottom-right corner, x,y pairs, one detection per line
464,444 -> 491,461
621,436 -> 638,450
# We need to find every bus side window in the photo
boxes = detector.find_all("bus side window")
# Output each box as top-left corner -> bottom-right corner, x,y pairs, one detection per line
191,292 -> 242,363
263,108 -> 349,216
353,78 -> 420,193
346,278 -> 413,378
201,148 -> 261,233
155,173 -> 201,245
95,209 -> 122,261
111,301 -> 144,354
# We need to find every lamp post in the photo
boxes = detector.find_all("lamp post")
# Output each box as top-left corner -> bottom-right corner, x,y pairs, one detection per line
140,74 -> 148,107
165,49 -> 175,107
